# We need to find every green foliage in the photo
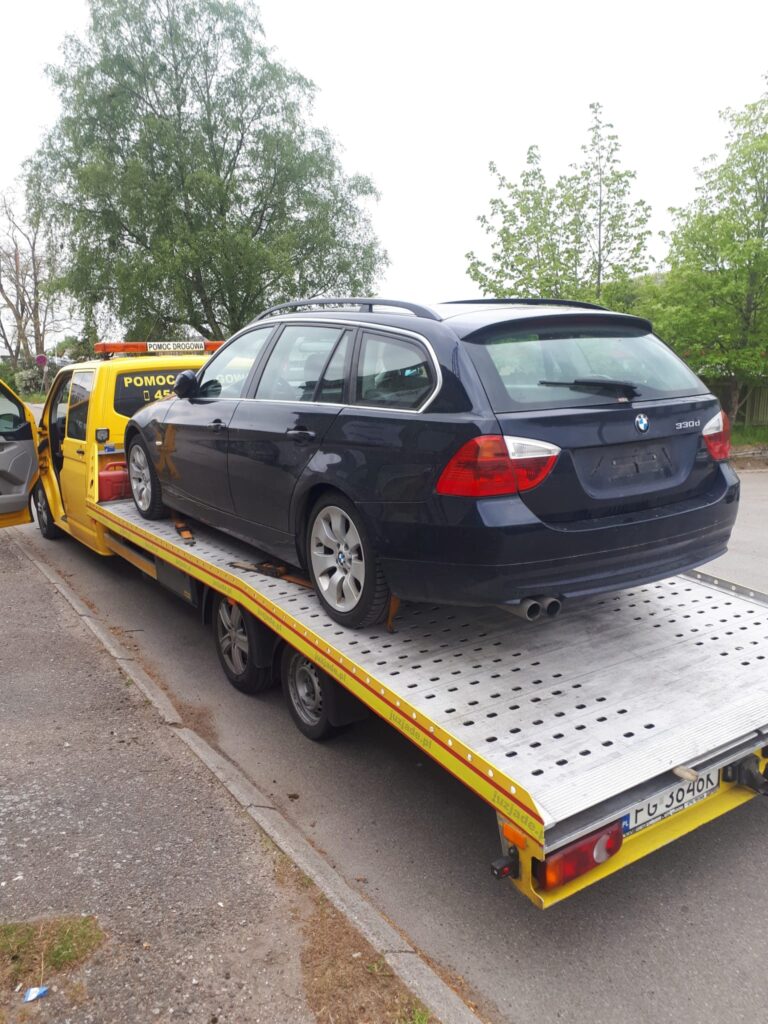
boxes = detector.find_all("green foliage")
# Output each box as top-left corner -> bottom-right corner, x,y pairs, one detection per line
467,103 -> 651,302
654,80 -> 768,420
14,366 -> 44,394
35,0 -> 386,338
0,360 -> 15,386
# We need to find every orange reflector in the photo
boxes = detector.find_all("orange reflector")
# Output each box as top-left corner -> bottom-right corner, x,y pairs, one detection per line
502,822 -> 528,850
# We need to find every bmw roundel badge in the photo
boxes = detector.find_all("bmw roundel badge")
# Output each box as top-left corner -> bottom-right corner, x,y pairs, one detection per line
635,413 -> 650,433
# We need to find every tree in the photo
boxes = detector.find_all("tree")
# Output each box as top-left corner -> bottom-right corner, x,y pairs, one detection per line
656,81 -> 768,422
36,0 -> 386,339
0,194 -> 63,369
467,103 -> 651,305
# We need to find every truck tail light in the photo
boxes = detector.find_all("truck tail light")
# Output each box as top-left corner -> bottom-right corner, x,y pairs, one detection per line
702,410 -> 730,461
436,435 -> 560,497
534,821 -> 623,891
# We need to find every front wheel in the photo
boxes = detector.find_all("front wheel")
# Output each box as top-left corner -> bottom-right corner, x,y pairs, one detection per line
128,438 -> 166,519
306,494 -> 390,628
212,594 -> 274,694
33,482 -> 63,540
281,646 -> 338,741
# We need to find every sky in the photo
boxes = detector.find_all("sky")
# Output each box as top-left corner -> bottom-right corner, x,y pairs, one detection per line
3,0 -> 768,306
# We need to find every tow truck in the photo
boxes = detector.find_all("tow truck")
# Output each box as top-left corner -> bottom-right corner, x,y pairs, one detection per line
1,343 -> 767,907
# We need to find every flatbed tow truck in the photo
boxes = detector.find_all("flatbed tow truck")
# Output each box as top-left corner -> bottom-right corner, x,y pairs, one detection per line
2,348 -> 767,907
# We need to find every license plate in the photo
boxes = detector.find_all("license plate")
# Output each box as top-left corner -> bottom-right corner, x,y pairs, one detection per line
622,769 -> 720,836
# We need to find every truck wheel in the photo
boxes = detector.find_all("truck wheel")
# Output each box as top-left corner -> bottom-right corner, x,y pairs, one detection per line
306,493 -> 390,628
33,482 -> 63,540
128,438 -> 166,519
281,646 -> 338,741
213,594 -> 274,694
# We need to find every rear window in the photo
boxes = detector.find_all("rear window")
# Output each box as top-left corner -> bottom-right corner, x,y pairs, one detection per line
114,368 -> 185,418
466,320 -> 707,412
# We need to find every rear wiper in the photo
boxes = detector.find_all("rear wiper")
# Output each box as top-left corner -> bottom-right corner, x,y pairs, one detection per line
539,377 -> 640,398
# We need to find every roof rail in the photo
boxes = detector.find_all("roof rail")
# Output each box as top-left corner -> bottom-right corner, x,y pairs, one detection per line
440,298 -> 608,312
255,297 -> 443,322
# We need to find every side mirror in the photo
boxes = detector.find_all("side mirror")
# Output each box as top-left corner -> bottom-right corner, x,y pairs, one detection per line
173,369 -> 199,399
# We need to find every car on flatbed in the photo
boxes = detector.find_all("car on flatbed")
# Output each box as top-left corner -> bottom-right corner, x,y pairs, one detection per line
124,297 -> 739,627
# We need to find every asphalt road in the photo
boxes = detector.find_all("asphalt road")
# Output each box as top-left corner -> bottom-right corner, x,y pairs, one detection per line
10,470 -> 768,1024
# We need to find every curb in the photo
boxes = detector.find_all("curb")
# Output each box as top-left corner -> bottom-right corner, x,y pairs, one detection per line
10,534 -> 479,1024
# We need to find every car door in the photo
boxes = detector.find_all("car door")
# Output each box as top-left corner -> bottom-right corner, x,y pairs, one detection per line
59,368 -> 101,546
158,327 -> 273,514
0,379 -> 38,527
227,324 -> 350,557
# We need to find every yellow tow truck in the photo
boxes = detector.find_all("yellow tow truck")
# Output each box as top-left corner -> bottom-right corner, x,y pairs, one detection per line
2,342 -> 768,907
0,341 -> 216,549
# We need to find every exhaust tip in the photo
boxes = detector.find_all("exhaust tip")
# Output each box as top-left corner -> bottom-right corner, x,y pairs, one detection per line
544,597 -> 561,618
525,601 -> 542,621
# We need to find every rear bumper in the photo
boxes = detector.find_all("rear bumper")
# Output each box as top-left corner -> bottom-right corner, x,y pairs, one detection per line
365,466 -> 740,606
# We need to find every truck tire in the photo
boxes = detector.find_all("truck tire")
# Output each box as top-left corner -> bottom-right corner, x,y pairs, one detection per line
212,593 -> 274,694
306,493 -> 390,628
33,482 -> 63,540
281,645 -> 338,741
128,438 -> 166,519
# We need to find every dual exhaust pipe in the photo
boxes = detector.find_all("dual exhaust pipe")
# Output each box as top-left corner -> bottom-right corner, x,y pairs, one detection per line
505,595 -> 562,622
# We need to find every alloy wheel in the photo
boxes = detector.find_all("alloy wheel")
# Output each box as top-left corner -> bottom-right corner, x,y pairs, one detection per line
216,600 -> 249,676
309,505 -> 366,613
129,444 -> 152,512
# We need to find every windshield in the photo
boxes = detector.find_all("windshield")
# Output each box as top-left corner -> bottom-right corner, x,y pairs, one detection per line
466,320 -> 707,412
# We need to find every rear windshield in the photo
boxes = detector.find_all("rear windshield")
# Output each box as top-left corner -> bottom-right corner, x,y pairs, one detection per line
465,320 -> 707,412
113,368 -> 183,418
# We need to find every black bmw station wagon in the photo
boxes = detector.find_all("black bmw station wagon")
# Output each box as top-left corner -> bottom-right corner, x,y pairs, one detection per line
126,298 -> 739,628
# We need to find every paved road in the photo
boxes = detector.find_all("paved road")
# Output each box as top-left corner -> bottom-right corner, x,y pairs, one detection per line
10,471 -> 768,1024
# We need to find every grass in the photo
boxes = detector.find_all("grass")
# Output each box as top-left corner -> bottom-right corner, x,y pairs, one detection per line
0,916 -> 104,994
731,424 -> 768,447
18,391 -> 47,404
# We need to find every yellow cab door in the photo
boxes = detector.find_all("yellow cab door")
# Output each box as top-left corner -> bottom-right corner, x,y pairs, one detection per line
59,368 -> 100,546
0,379 -> 39,527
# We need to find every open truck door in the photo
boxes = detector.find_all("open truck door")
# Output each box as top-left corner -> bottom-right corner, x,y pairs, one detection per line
0,379 -> 38,527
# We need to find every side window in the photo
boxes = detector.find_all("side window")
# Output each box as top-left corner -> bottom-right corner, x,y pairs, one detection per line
256,325 -> 344,402
315,333 -> 350,404
0,385 -> 25,433
51,377 -> 72,438
66,371 -> 94,441
355,332 -> 434,410
199,327 -> 272,399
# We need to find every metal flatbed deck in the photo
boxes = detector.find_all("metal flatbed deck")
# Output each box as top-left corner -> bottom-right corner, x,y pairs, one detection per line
90,498 -> 768,903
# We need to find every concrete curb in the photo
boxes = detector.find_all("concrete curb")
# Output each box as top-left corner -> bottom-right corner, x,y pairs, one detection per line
10,535 -> 478,1024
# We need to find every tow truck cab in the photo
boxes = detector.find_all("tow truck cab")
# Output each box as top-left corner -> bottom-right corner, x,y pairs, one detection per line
0,344 -> 214,544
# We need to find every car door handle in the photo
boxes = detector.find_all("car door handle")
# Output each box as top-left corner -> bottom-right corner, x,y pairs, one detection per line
75,448 -> 85,456
286,427 -> 316,442
207,419 -> 226,432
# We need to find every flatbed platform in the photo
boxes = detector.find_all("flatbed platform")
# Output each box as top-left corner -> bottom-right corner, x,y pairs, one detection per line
90,498 -> 768,904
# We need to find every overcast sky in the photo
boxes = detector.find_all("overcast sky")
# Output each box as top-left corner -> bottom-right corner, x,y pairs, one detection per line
3,0 -> 768,306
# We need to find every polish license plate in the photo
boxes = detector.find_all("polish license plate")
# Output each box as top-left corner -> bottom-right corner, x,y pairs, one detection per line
621,769 -> 720,836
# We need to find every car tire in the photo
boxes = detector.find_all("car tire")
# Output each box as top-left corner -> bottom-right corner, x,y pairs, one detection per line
306,493 -> 391,628
128,437 -> 166,519
33,481 -> 63,540
212,593 -> 275,694
281,645 -> 339,741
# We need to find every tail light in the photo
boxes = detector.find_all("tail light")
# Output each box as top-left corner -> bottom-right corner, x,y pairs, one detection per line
436,435 -> 560,497
702,410 -> 730,461
534,821 -> 623,891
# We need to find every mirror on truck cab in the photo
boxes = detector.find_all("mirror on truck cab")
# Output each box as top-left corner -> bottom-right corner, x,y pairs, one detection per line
173,369 -> 199,399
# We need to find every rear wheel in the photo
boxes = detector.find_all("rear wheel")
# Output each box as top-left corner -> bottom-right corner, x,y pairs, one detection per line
33,482 -> 63,540
281,645 -> 338,741
128,438 -> 166,519
212,594 -> 274,694
306,493 -> 390,628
